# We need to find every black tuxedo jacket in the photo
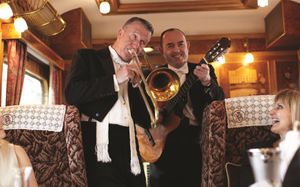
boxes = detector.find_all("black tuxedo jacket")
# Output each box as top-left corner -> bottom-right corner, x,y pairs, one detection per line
160,62 -> 224,123
65,47 -> 152,128
282,147 -> 300,187
186,62 -> 224,122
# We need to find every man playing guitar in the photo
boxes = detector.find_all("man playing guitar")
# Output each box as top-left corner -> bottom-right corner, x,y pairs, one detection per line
148,28 -> 225,187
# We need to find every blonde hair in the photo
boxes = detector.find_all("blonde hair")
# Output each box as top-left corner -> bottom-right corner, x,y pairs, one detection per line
275,89 -> 300,129
0,139 -> 21,187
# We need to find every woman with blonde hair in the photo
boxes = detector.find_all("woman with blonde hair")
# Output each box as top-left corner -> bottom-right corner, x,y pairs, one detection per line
239,89 -> 300,187
270,88 -> 300,139
270,89 -> 300,187
0,117 -> 38,187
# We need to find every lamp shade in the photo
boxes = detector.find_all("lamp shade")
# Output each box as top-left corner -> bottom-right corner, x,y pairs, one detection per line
244,52 -> 254,65
143,47 -> 154,53
258,0 -> 268,7
0,2 -> 13,20
99,1 -> 110,14
14,17 -> 28,33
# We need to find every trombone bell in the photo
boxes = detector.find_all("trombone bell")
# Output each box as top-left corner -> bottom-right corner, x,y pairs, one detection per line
146,67 -> 180,102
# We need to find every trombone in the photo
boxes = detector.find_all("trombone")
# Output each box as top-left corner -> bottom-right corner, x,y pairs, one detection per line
128,49 -> 180,144
129,49 -> 159,128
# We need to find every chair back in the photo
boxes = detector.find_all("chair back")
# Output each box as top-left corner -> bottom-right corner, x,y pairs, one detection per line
200,95 -> 280,187
2,105 -> 88,187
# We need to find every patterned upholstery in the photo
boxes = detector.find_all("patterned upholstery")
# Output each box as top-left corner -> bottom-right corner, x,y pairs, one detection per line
200,99 -> 280,187
3,105 -> 88,187
201,101 -> 227,187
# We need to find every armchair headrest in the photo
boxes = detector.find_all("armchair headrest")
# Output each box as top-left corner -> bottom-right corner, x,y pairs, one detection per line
0,105 -> 66,132
225,95 -> 274,128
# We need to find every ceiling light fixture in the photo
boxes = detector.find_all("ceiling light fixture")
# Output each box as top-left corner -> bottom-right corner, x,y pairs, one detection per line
143,47 -> 154,53
14,17 -> 28,33
0,2 -> 28,33
257,0 -> 268,7
0,2 -> 13,20
244,52 -> 254,64
99,1 -> 111,14
0,1 -> 65,35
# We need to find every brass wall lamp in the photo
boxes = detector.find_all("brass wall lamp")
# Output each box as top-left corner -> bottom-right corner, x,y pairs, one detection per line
0,0 -> 66,36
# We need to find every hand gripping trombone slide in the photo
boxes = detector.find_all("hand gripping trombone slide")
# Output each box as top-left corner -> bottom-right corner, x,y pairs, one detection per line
128,49 -> 159,146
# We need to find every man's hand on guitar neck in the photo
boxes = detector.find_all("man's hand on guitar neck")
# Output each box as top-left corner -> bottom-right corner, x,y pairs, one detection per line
194,64 -> 211,87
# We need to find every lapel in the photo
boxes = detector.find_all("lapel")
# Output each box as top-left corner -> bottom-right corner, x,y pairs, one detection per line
96,47 -> 115,75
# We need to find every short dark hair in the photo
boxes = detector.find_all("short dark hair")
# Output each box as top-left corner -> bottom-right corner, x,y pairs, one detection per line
160,28 -> 186,47
123,17 -> 154,35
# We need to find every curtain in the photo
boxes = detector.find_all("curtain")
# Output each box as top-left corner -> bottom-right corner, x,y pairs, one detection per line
6,40 -> 27,106
49,64 -> 63,104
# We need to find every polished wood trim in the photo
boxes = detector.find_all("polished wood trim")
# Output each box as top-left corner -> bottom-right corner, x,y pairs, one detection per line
215,50 -> 298,63
265,0 -> 300,49
95,0 -> 257,15
92,33 -> 266,54
1,23 -> 66,70
21,31 -> 65,70
92,33 -> 265,44
49,8 -> 92,60
1,23 -> 22,39
187,50 -> 298,66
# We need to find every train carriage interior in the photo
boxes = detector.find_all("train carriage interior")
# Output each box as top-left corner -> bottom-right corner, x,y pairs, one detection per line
0,0 -> 300,186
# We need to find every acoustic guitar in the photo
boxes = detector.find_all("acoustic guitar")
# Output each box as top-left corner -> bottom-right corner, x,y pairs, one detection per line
136,37 -> 231,163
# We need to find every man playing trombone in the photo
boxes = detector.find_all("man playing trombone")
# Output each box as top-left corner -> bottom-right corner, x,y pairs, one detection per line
149,28 -> 225,187
65,17 -> 154,187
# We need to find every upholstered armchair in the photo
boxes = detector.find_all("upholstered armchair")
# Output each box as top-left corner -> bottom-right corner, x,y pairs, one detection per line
200,95 -> 280,187
2,105 -> 88,187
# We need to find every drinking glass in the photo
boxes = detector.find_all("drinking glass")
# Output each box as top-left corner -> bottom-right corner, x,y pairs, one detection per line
248,148 -> 281,187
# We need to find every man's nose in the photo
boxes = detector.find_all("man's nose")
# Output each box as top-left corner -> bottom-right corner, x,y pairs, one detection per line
131,42 -> 140,52
173,45 -> 181,52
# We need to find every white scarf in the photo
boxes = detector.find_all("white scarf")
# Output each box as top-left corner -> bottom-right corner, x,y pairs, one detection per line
93,102 -> 141,175
93,46 -> 141,175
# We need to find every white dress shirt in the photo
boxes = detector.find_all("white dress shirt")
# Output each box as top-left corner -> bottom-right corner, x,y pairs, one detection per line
106,45 -> 133,127
168,63 -> 198,126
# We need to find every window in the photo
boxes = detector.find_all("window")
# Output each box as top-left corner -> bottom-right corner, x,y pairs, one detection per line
1,63 -> 47,106
1,45 -> 49,106
20,73 -> 44,105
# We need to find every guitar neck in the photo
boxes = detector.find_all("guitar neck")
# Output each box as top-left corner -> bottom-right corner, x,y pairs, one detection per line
163,58 -> 207,113
161,37 -> 231,114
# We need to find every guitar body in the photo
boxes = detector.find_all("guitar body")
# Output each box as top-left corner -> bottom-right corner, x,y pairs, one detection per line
136,112 -> 181,163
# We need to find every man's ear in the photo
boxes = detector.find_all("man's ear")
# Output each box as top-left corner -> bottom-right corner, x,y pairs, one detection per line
159,47 -> 163,55
118,28 -> 124,38
187,41 -> 190,50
